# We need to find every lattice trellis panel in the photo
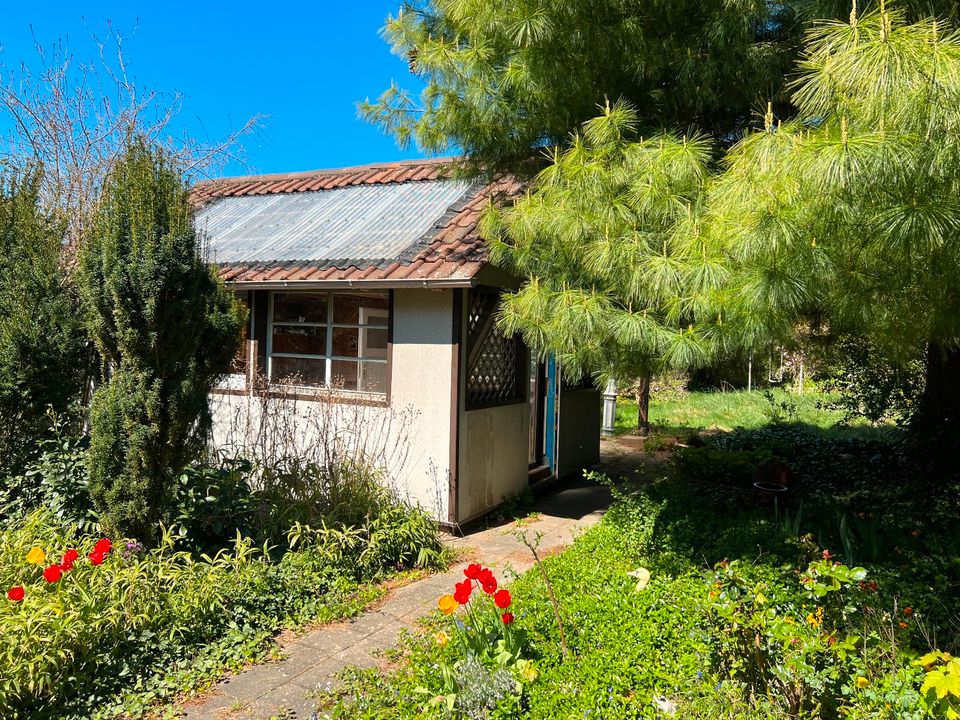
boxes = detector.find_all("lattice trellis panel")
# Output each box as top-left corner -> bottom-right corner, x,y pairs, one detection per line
466,287 -> 524,407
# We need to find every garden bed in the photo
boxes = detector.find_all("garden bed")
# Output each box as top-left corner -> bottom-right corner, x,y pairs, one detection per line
0,505 -> 445,720
316,432 -> 959,719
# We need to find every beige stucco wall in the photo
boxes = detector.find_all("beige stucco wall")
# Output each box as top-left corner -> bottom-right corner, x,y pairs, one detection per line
209,288 -> 455,520
457,401 -> 530,523
388,289 -> 455,518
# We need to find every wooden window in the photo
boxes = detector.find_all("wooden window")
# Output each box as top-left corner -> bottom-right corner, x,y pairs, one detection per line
267,291 -> 389,394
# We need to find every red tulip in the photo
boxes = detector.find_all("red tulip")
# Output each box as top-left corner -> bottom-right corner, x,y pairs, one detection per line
478,569 -> 497,594
501,612 -> 515,625
464,563 -> 482,580
494,589 -> 512,609
43,565 -> 62,583
63,548 -> 79,564
6,586 -> 24,602
454,579 -> 472,605
94,538 -> 112,555
88,551 -> 105,566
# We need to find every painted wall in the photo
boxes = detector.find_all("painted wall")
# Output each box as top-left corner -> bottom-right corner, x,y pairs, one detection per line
210,288 -> 455,520
555,389 -> 602,479
457,401 -> 530,523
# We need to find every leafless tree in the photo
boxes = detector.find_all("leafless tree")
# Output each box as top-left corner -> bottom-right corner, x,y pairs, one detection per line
0,21 -> 264,244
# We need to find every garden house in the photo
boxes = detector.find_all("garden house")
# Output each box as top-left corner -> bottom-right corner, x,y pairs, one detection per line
194,158 -> 601,527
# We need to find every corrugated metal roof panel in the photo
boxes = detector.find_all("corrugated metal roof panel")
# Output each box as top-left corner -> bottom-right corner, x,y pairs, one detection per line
196,178 -> 474,266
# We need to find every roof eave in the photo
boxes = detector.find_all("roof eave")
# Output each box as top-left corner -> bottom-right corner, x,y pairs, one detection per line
223,277 -> 478,291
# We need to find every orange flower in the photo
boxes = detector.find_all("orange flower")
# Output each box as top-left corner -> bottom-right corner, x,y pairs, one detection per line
899,621 -> 909,629
438,594 -> 458,614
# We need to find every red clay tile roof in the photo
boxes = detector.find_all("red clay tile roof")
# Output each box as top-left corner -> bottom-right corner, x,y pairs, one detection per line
193,158 -> 523,285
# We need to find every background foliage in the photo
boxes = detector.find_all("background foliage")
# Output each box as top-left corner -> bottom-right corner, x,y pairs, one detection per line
0,167 -> 88,481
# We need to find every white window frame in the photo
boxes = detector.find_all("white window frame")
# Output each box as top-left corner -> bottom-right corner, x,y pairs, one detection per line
267,291 -> 389,395
358,307 -> 389,392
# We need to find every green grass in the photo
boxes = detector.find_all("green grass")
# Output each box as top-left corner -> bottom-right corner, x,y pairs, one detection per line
614,386 -> 878,437
316,468 -> 946,719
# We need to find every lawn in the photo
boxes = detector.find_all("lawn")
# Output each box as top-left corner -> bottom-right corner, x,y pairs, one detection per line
614,386 -> 880,437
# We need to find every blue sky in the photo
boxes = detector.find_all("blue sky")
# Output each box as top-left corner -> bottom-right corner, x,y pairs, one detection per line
0,2 -> 429,177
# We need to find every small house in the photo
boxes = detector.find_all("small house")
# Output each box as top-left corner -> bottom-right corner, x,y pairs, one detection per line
194,158 -> 601,527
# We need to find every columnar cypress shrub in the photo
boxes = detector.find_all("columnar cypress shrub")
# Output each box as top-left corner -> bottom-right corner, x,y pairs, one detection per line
0,166 -> 87,479
78,140 -> 243,541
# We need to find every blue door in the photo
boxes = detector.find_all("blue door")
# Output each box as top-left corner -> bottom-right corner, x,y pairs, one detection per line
544,356 -> 559,473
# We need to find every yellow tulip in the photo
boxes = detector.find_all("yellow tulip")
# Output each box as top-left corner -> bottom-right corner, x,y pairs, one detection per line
434,631 -> 450,647
25,547 -> 46,565
438,594 -> 458,614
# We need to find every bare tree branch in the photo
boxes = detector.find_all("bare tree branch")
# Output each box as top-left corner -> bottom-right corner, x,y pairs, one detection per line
0,22 -> 265,246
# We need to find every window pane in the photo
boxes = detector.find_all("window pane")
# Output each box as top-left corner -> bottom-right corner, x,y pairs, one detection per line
359,361 -> 387,393
271,356 -> 326,386
330,360 -> 359,391
332,293 -> 389,324
332,327 -> 359,358
273,293 -> 327,323
272,326 -> 327,355
362,327 -> 388,353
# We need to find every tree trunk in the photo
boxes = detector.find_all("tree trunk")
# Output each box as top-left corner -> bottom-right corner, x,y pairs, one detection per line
636,372 -> 651,436
910,342 -> 960,474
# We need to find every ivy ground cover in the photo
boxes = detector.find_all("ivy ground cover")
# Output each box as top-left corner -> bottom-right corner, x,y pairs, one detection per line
318,470 -> 959,719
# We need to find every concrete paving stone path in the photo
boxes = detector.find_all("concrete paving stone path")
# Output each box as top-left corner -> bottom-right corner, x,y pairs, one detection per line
178,475 -> 613,720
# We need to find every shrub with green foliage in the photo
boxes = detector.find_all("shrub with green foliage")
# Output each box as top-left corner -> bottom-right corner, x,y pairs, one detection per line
0,502 -> 443,719
0,410 -> 94,531
817,335 -> 926,426
0,166 -> 88,480
78,140 -> 244,541
317,467 -> 952,719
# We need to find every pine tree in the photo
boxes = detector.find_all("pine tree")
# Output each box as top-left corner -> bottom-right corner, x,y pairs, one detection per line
78,140 -> 244,541
484,101 -> 714,432
363,0 -> 799,175
364,1 -> 960,176
703,6 -> 960,461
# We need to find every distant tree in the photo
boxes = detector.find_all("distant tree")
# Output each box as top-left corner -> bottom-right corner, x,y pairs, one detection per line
703,7 -> 960,460
484,101 -> 713,432
78,140 -> 244,541
0,166 -> 88,478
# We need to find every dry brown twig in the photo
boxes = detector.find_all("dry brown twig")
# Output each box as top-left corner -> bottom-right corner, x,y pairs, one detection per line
516,529 -> 570,658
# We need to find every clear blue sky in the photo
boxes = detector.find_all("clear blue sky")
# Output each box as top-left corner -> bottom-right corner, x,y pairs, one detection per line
0,2 -> 429,177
